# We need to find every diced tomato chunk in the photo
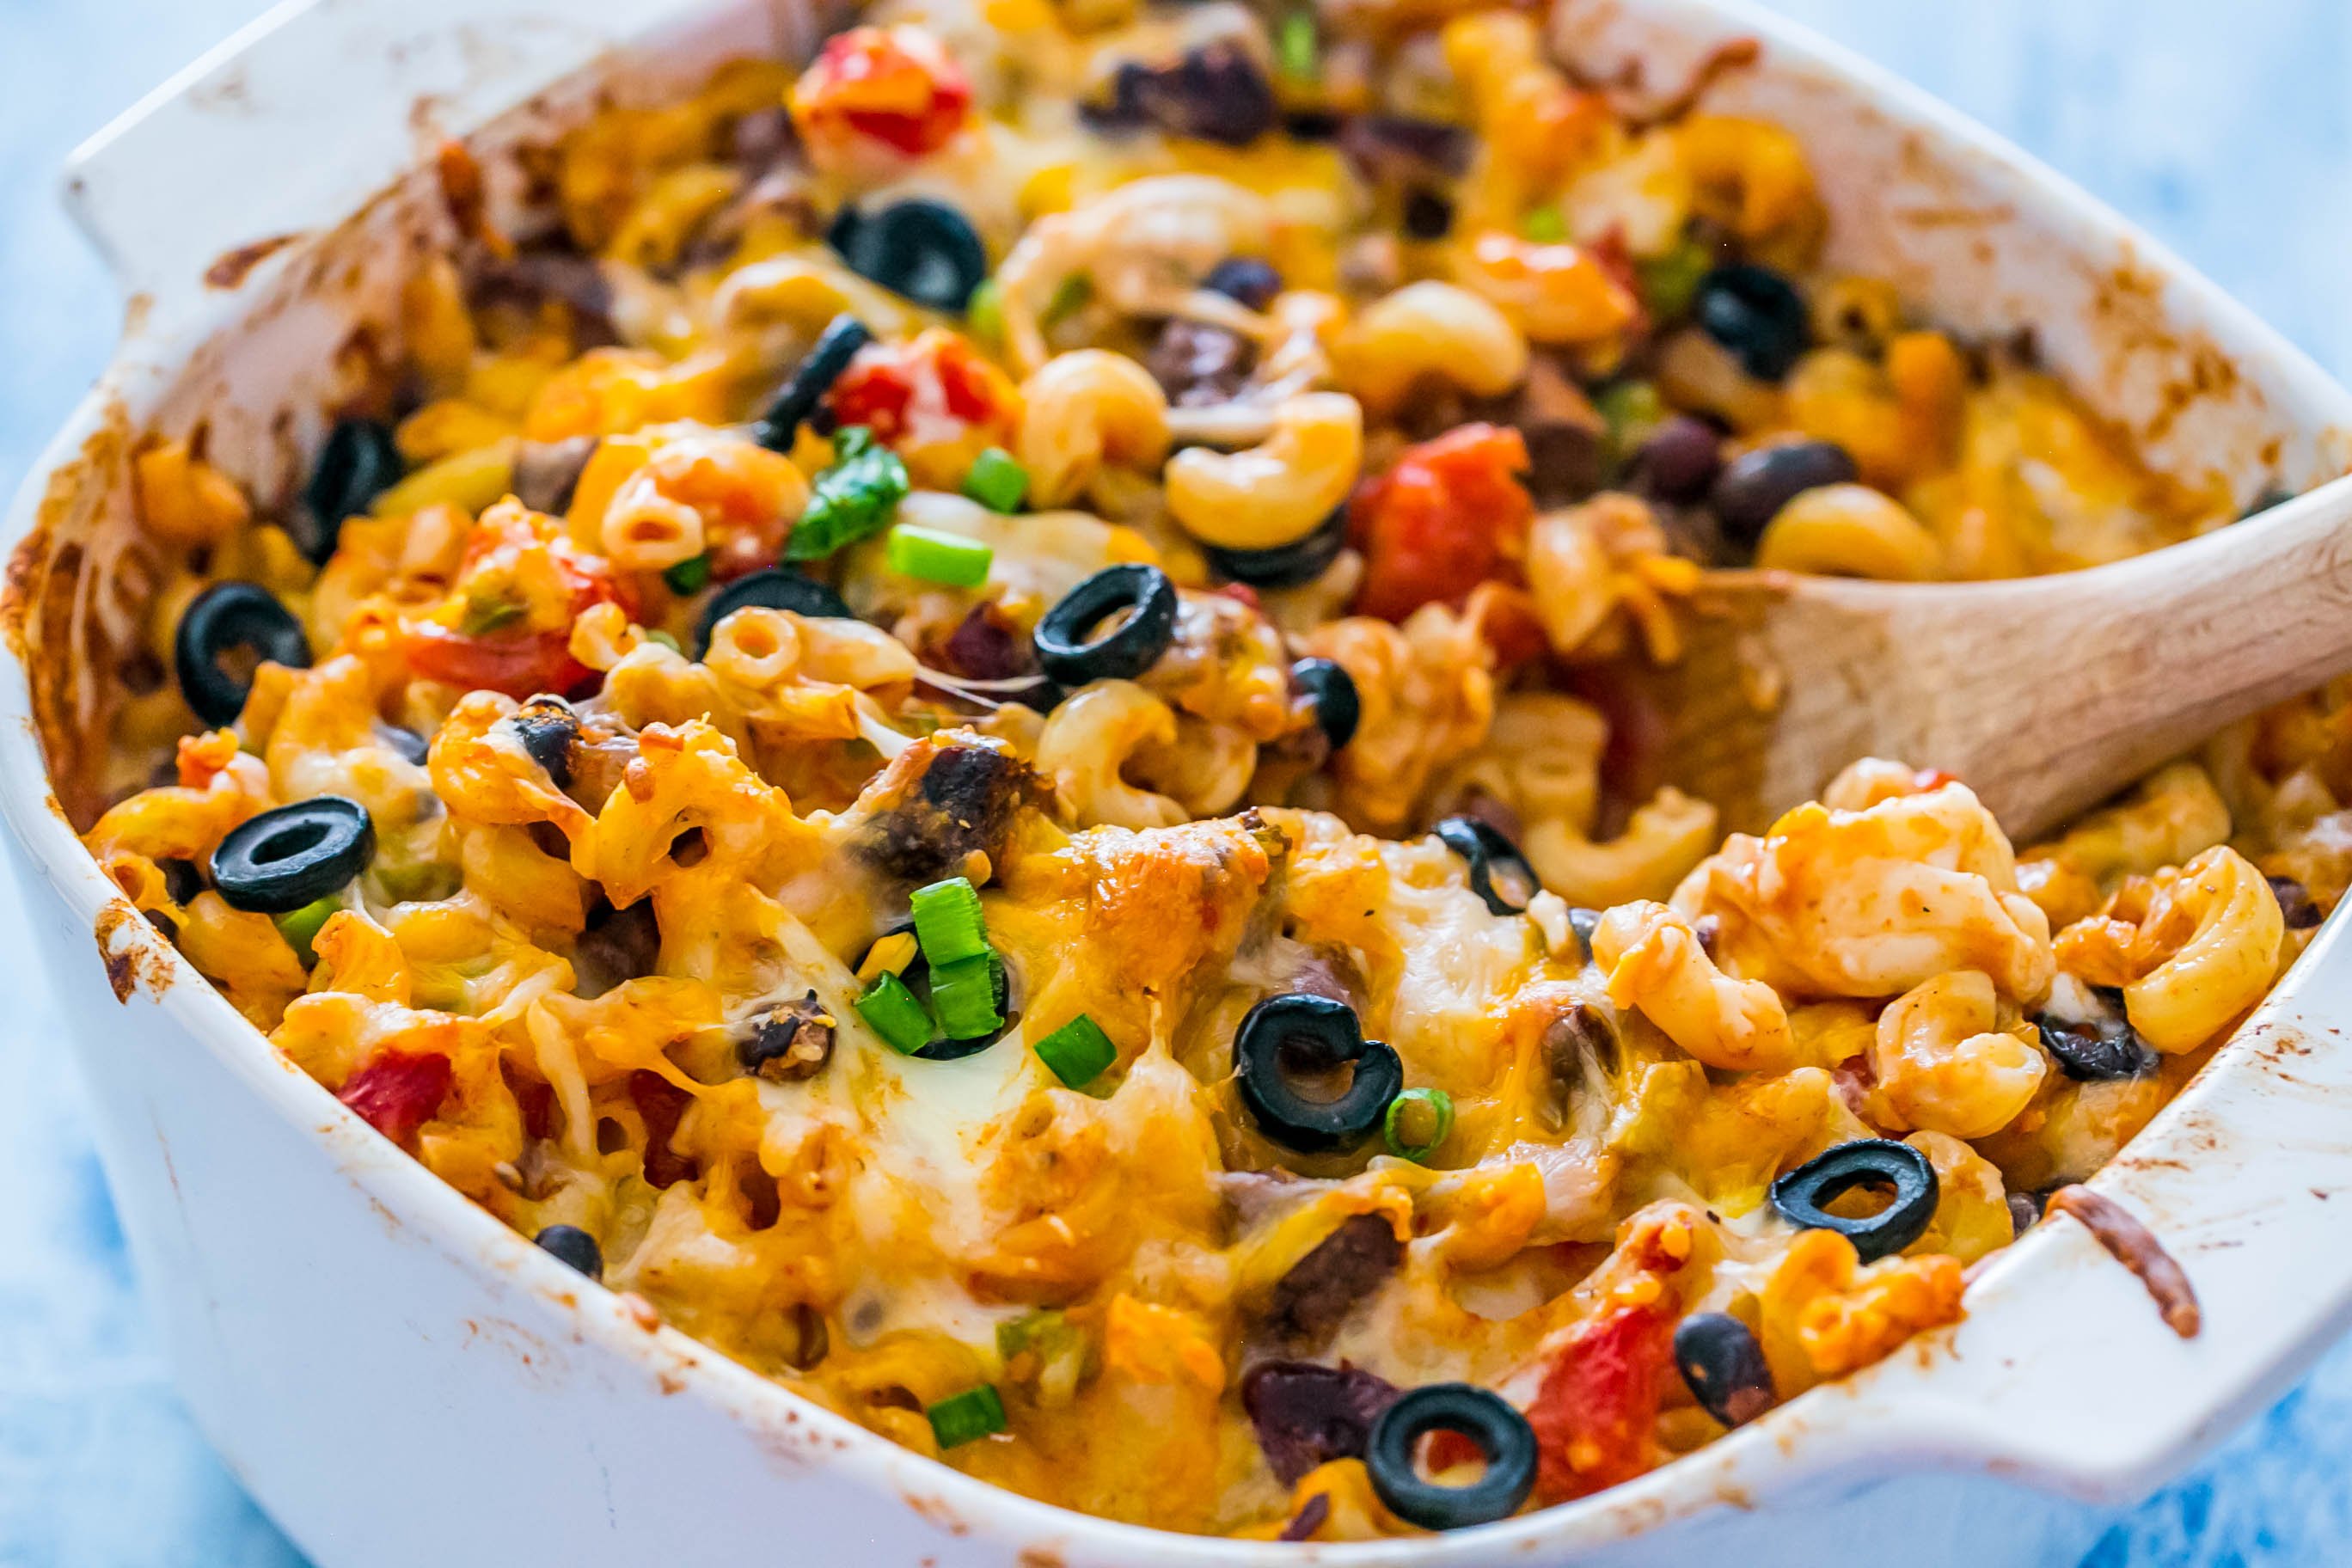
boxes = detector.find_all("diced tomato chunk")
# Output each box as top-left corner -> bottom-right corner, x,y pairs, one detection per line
1527,1302 -> 1675,1503
1350,423 -> 1535,622
402,502 -> 630,698
340,1050 -> 454,1147
792,26 -> 972,159
827,330 -> 1019,489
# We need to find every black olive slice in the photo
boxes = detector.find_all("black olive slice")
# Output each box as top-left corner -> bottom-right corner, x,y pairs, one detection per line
1694,262 -> 1811,383
1032,565 -> 1178,684
695,569 -> 856,656
209,796 -> 376,915
1204,505 -> 1348,589
753,315 -> 875,452
300,419 -> 403,561
1363,1383 -> 1537,1531
1233,992 -> 1401,1154
1768,1138 -> 1939,1264
1289,658 -> 1359,751
174,582 -> 312,727
827,199 -> 988,314
1433,816 -> 1539,916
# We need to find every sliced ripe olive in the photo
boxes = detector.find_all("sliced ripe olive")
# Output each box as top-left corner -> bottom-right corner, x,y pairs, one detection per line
695,568 -> 855,656
1710,439 -> 1859,551
1363,1384 -> 1537,1531
753,315 -> 875,452
828,199 -> 988,314
1433,816 -> 1539,916
1289,657 -> 1358,750
2034,1015 -> 2159,1081
1694,262 -> 1811,382
533,1223 -> 603,1281
509,696 -> 580,787
175,581 -> 312,727
1673,1312 -> 1776,1428
1032,564 -> 1178,683
1204,256 -> 1283,310
300,419 -> 403,561
1769,1138 -> 1939,1264
858,928 -> 1017,1063
210,796 -> 376,915
1204,505 -> 1347,588
1233,992 -> 1402,1155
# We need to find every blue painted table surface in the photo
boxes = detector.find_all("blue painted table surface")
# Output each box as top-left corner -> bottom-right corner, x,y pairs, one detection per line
3,0 -> 2349,1561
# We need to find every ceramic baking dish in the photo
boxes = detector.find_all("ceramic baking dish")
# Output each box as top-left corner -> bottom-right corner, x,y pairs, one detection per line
8,0 -> 2352,1563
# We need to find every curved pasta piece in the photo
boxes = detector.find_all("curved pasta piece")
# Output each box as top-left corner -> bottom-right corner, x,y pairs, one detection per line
1865,970 -> 2046,1140
1590,901 -> 1798,1073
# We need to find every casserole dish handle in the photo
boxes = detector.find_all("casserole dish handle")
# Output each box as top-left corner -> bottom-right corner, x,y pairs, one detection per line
61,0 -> 701,334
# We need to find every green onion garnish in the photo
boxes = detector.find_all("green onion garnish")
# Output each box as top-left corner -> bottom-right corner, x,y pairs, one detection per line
1382,1087 -> 1455,1161
458,592 -> 525,636
1043,273 -> 1093,326
644,628 -> 683,654
1634,236 -> 1712,322
910,877 -> 989,966
1521,205 -> 1568,244
887,524 -> 994,588
962,447 -> 1029,514
662,553 -> 713,596
1277,9 -> 1318,80
1595,379 -> 1666,473
927,1385 -> 1008,1449
930,952 -> 1006,1039
966,279 -> 1005,344
856,972 -> 934,1056
1033,1014 -> 1117,1088
273,896 -> 340,966
787,426 -> 911,561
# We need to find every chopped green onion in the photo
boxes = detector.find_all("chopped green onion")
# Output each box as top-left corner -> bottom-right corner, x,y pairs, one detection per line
1596,378 -> 1666,473
962,447 -> 1029,514
459,592 -> 525,636
1277,9 -> 1318,80
643,628 -> 683,654
927,1385 -> 1008,1449
1032,1014 -> 1117,1088
1634,236 -> 1712,322
910,877 -> 989,966
662,553 -> 713,596
930,952 -> 1006,1039
856,972 -> 934,1056
787,426 -> 910,561
1520,205 -> 1568,244
1382,1087 -> 1455,1161
887,524 -> 995,589
966,279 -> 1005,345
1043,273 -> 1093,326
273,896 -> 340,965
995,1309 -> 1089,1401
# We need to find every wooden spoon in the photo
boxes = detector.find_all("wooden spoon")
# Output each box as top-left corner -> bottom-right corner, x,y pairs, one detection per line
1614,474 -> 2352,842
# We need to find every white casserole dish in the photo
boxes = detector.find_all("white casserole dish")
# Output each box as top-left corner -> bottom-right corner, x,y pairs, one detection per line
9,1 -> 2352,1563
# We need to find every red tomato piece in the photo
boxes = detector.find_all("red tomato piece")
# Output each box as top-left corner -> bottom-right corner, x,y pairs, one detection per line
340,1050 -> 454,1147
1528,1302 -> 1675,1503
1350,423 -> 1535,622
404,505 -> 631,698
793,26 -> 972,158
830,331 -> 1015,446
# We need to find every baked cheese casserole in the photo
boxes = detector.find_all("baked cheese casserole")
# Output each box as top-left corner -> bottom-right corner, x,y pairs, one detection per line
63,0 -> 2340,1540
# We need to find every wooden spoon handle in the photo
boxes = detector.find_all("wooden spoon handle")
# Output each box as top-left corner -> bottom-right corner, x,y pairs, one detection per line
1933,473 -> 2352,836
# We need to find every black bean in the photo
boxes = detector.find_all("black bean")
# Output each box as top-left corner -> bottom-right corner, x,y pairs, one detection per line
1204,256 -> 1283,311
534,1223 -> 603,1281
1265,1214 -> 1404,1345
1694,262 -> 1811,382
753,315 -> 875,452
299,420 -> 403,561
575,900 -> 661,998
512,436 -> 599,515
1566,906 -> 1602,958
1234,993 -> 1403,1155
1204,506 -> 1348,589
2269,874 -> 2324,930
1710,439 -> 1859,551
2007,1190 -> 2047,1237
508,696 -> 580,787
174,582 -> 312,727
695,569 -> 855,656
1242,1360 -> 1401,1485
1673,1312 -> 1776,1428
737,990 -> 837,1081
1401,188 -> 1453,241
1632,415 -> 1724,505
1032,564 -> 1179,683
1364,1384 -> 1537,1531
1338,115 -> 1474,183
827,201 -> 987,313
1087,44 -> 1277,147
936,602 -> 1032,682
1769,1139 -> 1939,1265
1289,658 -> 1359,751
1540,1001 -> 1616,1082
209,797 -> 375,915
1434,816 -> 1539,916
1513,357 -> 1606,506
2035,1015 -> 2159,1081
1147,317 -> 1254,407
159,858 -> 205,906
